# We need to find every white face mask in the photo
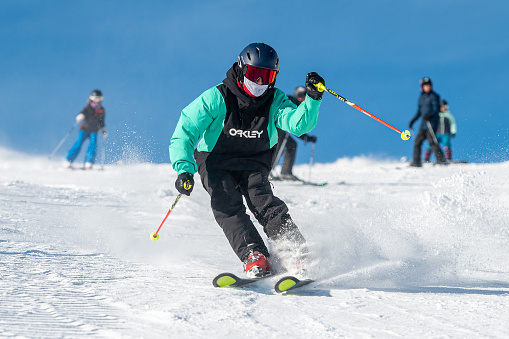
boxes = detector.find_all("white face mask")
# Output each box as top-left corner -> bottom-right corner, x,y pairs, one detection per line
243,76 -> 269,97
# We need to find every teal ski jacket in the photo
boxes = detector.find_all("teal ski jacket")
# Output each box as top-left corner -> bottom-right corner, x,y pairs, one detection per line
169,64 -> 322,175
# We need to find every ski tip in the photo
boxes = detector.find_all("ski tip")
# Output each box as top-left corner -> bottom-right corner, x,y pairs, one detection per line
274,276 -> 301,294
212,273 -> 241,288
274,276 -> 314,294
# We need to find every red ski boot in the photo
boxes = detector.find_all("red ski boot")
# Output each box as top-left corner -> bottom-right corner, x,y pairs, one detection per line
244,251 -> 270,278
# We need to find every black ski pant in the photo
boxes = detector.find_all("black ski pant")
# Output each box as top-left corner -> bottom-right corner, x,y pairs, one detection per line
275,129 -> 297,175
198,166 -> 302,262
413,129 -> 445,164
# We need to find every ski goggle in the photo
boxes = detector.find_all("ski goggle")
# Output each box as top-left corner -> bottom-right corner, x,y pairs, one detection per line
244,65 -> 278,85
90,95 -> 103,102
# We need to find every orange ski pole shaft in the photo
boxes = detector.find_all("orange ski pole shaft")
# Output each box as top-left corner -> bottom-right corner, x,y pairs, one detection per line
150,194 -> 182,241
314,83 -> 411,141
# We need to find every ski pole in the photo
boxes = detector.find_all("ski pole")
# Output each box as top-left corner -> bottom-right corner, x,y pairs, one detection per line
150,193 -> 183,241
314,83 -> 411,141
48,121 -> 80,159
270,132 -> 289,177
100,133 -> 106,170
308,141 -> 315,182
426,121 -> 439,146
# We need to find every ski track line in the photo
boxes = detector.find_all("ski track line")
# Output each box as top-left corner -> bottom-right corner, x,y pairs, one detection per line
0,242 -> 123,337
0,240 -> 191,338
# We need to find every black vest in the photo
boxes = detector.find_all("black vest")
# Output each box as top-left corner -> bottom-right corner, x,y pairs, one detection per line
194,83 -> 276,172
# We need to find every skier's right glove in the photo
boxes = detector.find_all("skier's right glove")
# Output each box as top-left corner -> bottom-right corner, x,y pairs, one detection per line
76,113 -> 85,122
305,72 -> 325,100
302,135 -> 317,143
175,172 -> 194,196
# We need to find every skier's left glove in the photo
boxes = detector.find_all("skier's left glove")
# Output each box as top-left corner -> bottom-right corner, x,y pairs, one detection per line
175,172 -> 194,196
305,72 -> 325,100
101,128 -> 108,137
302,135 -> 317,143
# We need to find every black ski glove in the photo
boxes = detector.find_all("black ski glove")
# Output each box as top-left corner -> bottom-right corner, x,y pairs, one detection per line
305,72 -> 325,100
175,172 -> 194,196
302,134 -> 317,143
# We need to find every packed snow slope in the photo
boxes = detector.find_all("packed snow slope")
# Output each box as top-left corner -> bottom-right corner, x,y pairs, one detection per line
1,146 -> 508,338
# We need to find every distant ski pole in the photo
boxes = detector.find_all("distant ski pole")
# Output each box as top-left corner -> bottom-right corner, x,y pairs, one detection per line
314,83 -> 411,141
100,134 -> 106,170
426,121 -> 439,146
308,141 -> 315,182
270,132 -> 289,176
48,121 -> 80,159
150,194 -> 183,241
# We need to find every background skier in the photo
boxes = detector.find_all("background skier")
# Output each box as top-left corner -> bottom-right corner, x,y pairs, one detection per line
408,77 -> 446,167
169,42 -> 324,278
424,99 -> 457,162
65,89 -> 107,170
273,86 -> 317,181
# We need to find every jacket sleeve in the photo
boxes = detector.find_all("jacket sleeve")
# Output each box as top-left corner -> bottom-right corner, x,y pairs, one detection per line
169,87 -> 224,174
98,108 -> 105,128
273,89 -> 321,137
448,112 -> 457,134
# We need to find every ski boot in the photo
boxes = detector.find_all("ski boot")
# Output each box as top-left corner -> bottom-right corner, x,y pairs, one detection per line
444,146 -> 452,161
244,251 -> 270,278
270,221 -> 309,277
271,238 -> 309,277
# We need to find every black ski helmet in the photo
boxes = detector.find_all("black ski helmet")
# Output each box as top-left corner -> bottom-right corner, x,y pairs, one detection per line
238,43 -> 279,83
90,89 -> 103,102
294,86 -> 306,99
420,77 -> 432,87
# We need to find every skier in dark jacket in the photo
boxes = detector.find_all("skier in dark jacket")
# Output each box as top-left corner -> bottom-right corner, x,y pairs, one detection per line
65,90 -> 107,169
169,43 -> 324,278
274,86 -> 317,181
424,99 -> 457,161
408,77 -> 446,166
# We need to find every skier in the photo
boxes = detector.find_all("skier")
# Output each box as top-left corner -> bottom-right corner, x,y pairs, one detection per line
273,86 -> 317,181
169,43 -> 324,278
65,89 -> 107,170
424,99 -> 457,162
408,77 -> 446,167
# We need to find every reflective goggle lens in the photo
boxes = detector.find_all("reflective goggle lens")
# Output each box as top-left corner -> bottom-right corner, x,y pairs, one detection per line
245,66 -> 277,85
90,95 -> 103,102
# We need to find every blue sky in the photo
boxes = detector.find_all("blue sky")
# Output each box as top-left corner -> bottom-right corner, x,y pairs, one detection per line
1,0 -> 508,165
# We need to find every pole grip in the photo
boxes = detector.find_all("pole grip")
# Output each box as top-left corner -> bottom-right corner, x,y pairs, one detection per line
314,83 -> 326,92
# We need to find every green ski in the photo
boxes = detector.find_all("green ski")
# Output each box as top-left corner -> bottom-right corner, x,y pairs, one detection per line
274,276 -> 314,294
212,272 -> 268,288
